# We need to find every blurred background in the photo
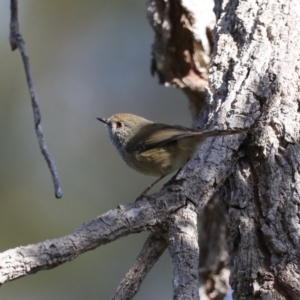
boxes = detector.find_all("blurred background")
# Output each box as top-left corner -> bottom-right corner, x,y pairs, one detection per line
0,1 -> 192,299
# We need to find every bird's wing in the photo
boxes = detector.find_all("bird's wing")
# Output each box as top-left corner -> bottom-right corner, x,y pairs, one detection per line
125,123 -> 198,153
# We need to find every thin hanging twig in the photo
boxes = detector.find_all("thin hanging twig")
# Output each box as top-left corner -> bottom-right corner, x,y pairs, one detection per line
9,0 -> 62,198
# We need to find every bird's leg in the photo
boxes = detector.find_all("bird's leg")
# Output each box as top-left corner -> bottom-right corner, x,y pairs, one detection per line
137,174 -> 166,199
137,168 -> 184,200
170,167 -> 182,182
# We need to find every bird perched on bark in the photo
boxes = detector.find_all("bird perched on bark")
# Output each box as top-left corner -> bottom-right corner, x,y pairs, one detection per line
98,113 -> 243,196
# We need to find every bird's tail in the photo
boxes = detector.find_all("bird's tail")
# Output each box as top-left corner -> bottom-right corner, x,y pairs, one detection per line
197,129 -> 245,138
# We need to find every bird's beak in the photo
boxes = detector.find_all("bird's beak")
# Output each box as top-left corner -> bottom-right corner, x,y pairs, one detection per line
97,118 -> 108,124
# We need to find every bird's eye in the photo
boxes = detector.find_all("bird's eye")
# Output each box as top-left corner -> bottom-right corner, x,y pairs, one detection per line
116,122 -> 123,129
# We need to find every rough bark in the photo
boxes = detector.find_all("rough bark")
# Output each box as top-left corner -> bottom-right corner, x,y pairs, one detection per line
214,0 -> 300,299
147,0 -> 215,118
148,1 -> 232,299
168,203 -> 199,300
149,0 -> 300,299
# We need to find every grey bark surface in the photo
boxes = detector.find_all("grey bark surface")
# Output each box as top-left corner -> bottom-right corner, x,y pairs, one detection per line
213,0 -> 300,299
168,204 -> 199,300
147,1 -> 232,298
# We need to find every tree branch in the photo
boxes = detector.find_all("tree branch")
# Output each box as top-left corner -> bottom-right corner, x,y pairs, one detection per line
168,203 -> 199,300
0,200 -> 169,285
9,0 -> 62,198
111,233 -> 167,300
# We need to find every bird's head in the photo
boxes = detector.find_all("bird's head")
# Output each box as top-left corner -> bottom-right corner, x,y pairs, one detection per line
97,113 -> 152,151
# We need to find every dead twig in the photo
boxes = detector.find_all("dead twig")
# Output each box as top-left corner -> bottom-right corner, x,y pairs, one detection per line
9,0 -> 62,198
111,233 -> 167,300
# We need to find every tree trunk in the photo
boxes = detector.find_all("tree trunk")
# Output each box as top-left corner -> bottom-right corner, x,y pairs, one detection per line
149,0 -> 300,299
148,2 -> 232,298
213,0 -> 300,298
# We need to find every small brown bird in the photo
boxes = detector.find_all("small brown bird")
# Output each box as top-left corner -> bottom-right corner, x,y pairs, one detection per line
98,113 -> 243,195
